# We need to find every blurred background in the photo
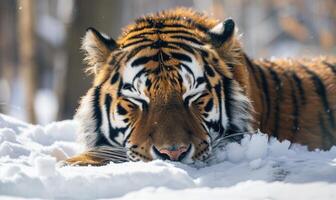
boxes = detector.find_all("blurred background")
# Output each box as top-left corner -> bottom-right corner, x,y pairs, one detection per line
0,0 -> 335,124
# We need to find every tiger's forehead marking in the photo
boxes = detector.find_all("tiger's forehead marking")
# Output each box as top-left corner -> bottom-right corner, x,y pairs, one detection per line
121,47 -> 205,101
114,9 -> 234,103
117,8 -> 220,43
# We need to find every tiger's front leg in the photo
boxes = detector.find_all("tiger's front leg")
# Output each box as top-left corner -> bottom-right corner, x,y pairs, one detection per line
61,152 -> 110,166
59,146 -> 129,166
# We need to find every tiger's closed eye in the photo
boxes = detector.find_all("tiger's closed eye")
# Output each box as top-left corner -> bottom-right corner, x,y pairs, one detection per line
184,90 -> 209,107
120,94 -> 148,111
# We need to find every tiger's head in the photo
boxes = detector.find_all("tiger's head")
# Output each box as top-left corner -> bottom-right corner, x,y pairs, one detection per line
76,8 -> 253,164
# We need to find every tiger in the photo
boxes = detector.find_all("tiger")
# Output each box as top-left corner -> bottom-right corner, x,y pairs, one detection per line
63,8 -> 336,166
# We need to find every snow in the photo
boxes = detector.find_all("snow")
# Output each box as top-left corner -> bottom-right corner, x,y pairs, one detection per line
0,114 -> 336,199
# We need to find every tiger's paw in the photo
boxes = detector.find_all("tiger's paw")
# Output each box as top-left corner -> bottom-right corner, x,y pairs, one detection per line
58,153 -> 109,167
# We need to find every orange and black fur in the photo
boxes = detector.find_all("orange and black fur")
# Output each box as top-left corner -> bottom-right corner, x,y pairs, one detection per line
63,8 -> 336,166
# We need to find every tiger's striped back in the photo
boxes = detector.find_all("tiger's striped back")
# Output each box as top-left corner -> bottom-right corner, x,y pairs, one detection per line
249,57 -> 336,150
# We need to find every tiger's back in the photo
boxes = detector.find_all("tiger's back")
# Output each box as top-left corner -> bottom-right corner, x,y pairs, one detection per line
249,57 -> 336,150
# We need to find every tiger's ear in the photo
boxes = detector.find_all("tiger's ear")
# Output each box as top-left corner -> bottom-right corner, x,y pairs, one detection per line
81,27 -> 117,74
208,18 -> 235,48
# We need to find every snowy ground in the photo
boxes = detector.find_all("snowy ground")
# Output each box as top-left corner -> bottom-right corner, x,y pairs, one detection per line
0,114 -> 336,200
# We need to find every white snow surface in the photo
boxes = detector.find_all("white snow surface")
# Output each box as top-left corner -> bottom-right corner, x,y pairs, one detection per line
0,114 -> 336,200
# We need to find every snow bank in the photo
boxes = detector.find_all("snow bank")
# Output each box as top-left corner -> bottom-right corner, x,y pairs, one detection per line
0,114 -> 335,200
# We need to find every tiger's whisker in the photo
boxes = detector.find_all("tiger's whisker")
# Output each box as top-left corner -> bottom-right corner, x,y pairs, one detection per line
86,146 -> 129,163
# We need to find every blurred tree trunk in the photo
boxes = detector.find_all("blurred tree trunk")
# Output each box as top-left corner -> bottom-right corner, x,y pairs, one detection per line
58,0 -> 122,120
0,0 -> 17,114
18,0 -> 37,123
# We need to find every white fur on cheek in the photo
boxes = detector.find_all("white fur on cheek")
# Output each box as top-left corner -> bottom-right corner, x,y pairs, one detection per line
122,59 -> 150,103
182,56 -> 205,100
74,88 -> 100,149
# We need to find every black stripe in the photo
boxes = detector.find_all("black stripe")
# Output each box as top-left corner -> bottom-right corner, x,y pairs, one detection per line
122,83 -> 134,91
124,35 -> 198,56
145,79 -> 152,89
104,94 -> 121,145
131,51 -> 171,67
110,72 -> 119,85
186,93 -> 207,109
322,61 -> 336,76
244,54 -> 261,88
122,38 -> 152,48
205,64 -> 215,77
291,72 -> 306,105
109,51 -> 123,66
256,65 -> 271,125
170,52 -> 192,62
123,99 -> 136,109
92,86 -> 109,146
151,39 -> 169,49
170,35 -> 204,45
93,86 -> 103,133
222,77 -> 233,133
184,93 -> 200,107
209,57 -> 248,136
268,67 -> 283,138
105,92 -> 128,146
132,68 -> 148,83
131,56 -> 152,67
319,114 -> 335,149
221,77 -> 245,140
110,52 -> 127,71
168,42 -> 195,54
195,77 -> 205,87
198,49 -> 209,58
183,18 -> 208,32
126,44 -> 153,62
94,74 -> 128,146
176,72 -> 184,87
110,127 -> 128,147
179,63 -> 195,80
159,29 -> 197,36
123,129 -> 133,146
117,78 -> 124,97
109,51 -> 124,67
126,97 -> 148,111
204,98 -> 214,112
201,74 -> 220,136
133,17 -> 208,32
135,20 -> 187,28
126,29 -> 197,40
163,45 -> 179,50
214,82 -> 225,137
159,51 -> 170,62
201,112 -> 208,118
301,64 -> 335,129
127,23 -> 187,35
284,72 -> 300,137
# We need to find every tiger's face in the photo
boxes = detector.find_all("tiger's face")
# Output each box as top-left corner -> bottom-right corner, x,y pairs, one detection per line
117,48 -> 217,163
99,41 -> 222,163
78,10 -> 253,164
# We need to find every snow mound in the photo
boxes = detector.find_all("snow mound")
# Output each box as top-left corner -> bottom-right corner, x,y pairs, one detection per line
0,114 -> 335,200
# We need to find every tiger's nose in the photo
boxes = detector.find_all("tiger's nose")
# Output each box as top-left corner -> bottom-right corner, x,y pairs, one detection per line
154,144 -> 190,161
